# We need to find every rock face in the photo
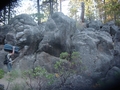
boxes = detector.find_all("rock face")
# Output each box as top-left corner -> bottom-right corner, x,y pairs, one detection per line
112,30 -> 120,68
7,14 -> 43,54
0,50 -> 7,70
98,66 -> 120,90
0,84 -> 4,90
38,12 -> 76,56
14,52 -> 70,73
0,12 -> 120,90
72,28 -> 114,79
0,25 -> 12,44
87,21 -> 102,30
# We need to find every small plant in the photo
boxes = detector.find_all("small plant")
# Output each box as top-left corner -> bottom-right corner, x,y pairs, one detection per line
72,51 -> 82,67
53,51 -> 83,89
54,59 -> 73,89
54,59 -> 70,74
71,52 -> 80,60
10,83 -> 26,90
22,66 -> 54,90
60,52 -> 69,60
0,69 -> 4,79
54,60 -> 62,71
6,70 -> 19,90
59,51 -> 82,70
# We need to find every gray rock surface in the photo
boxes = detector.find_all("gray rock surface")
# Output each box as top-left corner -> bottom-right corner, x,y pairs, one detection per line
100,25 -> 110,33
7,14 -> 43,54
13,51 -> 70,73
72,29 -> 114,79
0,84 -> 4,90
0,25 -> 13,44
98,66 -> 120,90
87,21 -> 102,30
0,13 -> 120,90
112,30 -> 120,68
38,12 -> 76,56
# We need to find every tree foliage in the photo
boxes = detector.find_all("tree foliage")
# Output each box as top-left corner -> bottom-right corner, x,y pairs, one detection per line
68,0 -> 120,25
22,66 -> 54,90
95,0 -> 120,24
68,0 -> 96,21
68,0 -> 81,20
0,0 -> 120,25
53,51 -> 84,89
0,0 -> 21,25
42,0 -> 58,16
30,0 -> 58,23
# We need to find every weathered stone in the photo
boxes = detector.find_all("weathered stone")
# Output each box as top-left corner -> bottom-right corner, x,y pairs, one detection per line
72,29 -> 114,79
110,25 -> 118,36
100,25 -> 110,33
13,52 -> 70,73
98,66 -> 120,90
114,31 -> 120,42
38,12 -> 76,56
0,34 -> 5,44
87,21 -> 102,30
0,84 -> 4,90
4,33 -> 16,45
7,14 -> 43,54
9,14 -> 37,26
0,12 -> 120,90
0,25 -> 13,44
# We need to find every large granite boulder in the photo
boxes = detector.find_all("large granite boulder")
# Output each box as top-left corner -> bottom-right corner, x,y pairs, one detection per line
100,24 -> 110,33
112,31 -> 120,68
72,28 -> 114,79
38,12 -> 76,56
13,52 -> 70,73
0,25 -> 13,44
0,84 -> 4,90
97,66 -> 120,90
106,21 -> 119,37
4,14 -> 43,54
100,21 -> 119,41
0,50 -> 7,70
37,13 -> 114,80
87,21 -> 103,30
38,13 -> 114,80
0,12 -> 119,90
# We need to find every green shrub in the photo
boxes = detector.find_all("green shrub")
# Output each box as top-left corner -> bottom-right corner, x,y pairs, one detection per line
71,52 -> 80,60
5,70 -> 19,90
6,70 -> 19,82
0,69 -> 4,79
53,51 -> 85,89
22,66 -> 54,90
10,83 -> 25,90
54,60 -> 62,70
60,52 -> 69,60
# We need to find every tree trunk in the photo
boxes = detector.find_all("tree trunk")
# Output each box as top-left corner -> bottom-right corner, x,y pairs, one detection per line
49,0 -> 53,16
80,2 -> 85,23
8,2 -> 11,22
3,7 -> 6,25
60,0 -> 62,12
56,0 -> 58,12
37,0 -> 41,24
51,0 -> 53,14
103,0 -> 106,23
